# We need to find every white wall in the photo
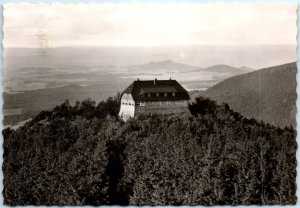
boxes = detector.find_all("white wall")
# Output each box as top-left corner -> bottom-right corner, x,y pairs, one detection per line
119,93 -> 135,121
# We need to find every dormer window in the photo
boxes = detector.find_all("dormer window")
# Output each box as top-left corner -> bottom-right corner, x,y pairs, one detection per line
172,92 -> 176,97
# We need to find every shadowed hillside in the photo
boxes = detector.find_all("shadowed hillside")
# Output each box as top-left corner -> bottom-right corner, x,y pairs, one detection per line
201,62 -> 297,128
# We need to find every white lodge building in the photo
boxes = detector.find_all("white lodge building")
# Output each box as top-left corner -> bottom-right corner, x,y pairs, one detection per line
119,79 -> 190,120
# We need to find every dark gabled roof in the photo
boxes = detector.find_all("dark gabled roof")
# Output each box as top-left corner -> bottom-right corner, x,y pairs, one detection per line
122,79 -> 190,102
139,87 -> 178,95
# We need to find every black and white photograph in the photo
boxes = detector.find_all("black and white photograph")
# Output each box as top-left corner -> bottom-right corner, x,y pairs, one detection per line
2,2 -> 297,205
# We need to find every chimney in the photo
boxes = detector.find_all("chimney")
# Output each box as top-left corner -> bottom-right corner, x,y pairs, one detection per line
169,77 -> 172,80
154,78 -> 157,85
137,78 -> 140,81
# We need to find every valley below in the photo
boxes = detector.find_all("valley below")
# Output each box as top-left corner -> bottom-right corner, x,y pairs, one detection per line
3,59 -> 253,127
3,47 -> 296,129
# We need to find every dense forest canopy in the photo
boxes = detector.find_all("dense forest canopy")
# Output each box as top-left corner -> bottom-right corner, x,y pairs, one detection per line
3,95 -> 297,205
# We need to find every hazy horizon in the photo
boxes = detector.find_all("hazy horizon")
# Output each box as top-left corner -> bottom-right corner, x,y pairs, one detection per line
4,44 -> 296,69
4,3 -> 296,70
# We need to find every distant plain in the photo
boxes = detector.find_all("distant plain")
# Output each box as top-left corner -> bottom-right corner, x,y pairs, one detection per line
3,45 -> 296,127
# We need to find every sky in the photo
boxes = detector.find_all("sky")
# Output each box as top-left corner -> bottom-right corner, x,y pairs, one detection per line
3,3 -> 297,48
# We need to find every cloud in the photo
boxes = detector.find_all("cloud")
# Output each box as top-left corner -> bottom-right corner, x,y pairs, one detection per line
3,3 -> 297,48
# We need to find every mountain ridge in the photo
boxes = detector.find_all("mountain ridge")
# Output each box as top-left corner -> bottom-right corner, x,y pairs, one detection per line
201,62 -> 296,128
128,60 -> 254,75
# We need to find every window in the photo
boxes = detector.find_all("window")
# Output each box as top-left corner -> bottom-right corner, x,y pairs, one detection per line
140,101 -> 145,106
148,93 -> 151,97
156,93 -> 159,97
164,93 -> 168,97
172,92 -> 176,97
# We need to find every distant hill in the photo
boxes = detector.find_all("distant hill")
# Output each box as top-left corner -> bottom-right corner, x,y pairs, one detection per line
128,60 -> 253,75
239,66 -> 254,72
128,60 -> 200,73
201,62 -> 296,128
125,60 -> 253,89
203,64 -> 254,75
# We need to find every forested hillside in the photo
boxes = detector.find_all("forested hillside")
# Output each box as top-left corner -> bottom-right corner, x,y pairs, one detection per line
3,96 -> 296,205
201,62 -> 297,128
